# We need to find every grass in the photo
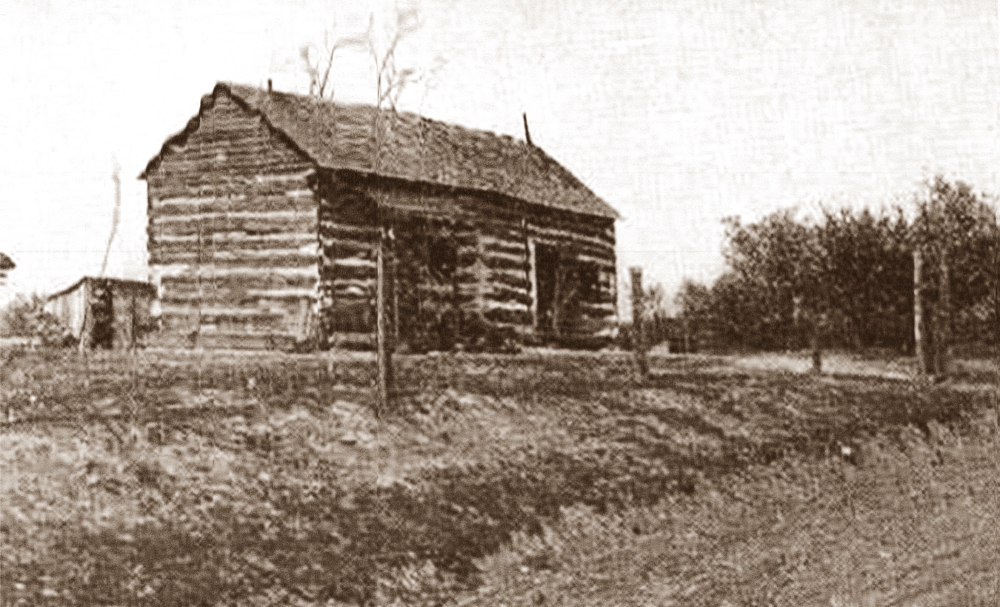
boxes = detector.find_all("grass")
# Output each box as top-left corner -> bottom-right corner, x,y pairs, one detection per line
2,346 -> 1000,605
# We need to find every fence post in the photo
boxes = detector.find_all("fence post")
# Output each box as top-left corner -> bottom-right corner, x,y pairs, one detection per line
936,241 -> 953,378
630,266 -> 649,378
913,248 -> 930,376
376,223 -> 395,410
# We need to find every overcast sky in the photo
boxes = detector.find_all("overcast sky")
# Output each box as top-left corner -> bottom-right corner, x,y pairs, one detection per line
1,0 -> 998,313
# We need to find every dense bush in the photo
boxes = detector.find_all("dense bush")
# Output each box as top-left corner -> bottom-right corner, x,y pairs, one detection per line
676,177 -> 1000,354
0,293 -> 75,346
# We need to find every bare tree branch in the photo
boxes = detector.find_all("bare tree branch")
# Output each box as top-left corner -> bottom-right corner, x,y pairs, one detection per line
365,7 -> 422,113
300,23 -> 366,100
99,159 -> 121,278
300,7 -> 443,112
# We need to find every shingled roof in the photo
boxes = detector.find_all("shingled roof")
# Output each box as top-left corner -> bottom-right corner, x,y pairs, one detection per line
142,82 -> 618,219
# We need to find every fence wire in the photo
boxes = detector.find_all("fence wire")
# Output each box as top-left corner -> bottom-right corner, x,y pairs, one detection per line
3,325 -> 1000,606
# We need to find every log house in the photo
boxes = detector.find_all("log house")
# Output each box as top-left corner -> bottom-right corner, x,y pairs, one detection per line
140,83 -> 619,350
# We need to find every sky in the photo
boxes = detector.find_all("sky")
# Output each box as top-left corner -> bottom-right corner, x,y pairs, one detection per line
1,0 -> 998,314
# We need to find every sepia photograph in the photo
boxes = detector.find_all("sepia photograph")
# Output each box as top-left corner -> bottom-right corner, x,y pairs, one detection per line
2,0 -> 1000,604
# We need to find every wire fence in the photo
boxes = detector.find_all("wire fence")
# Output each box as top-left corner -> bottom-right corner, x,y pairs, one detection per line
3,295 -> 998,605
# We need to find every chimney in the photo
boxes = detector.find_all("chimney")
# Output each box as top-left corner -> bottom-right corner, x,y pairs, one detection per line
522,112 -> 533,146
268,78 -> 273,93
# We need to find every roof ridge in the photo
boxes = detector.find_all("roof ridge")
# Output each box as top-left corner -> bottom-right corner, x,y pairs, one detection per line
221,81 -> 538,152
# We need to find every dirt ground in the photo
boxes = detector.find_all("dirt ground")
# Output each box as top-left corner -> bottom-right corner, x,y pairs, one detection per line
2,346 -> 999,606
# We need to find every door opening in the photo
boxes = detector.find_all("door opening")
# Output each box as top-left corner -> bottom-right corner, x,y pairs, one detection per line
534,244 -> 558,335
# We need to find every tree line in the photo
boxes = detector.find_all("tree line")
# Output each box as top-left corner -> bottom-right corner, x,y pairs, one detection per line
672,176 -> 1000,364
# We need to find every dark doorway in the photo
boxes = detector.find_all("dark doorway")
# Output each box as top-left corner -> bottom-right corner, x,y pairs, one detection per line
535,244 -> 559,335
89,281 -> 114,350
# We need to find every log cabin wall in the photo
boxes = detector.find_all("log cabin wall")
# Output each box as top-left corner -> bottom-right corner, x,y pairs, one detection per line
523,207 -> 618,340
316,174 -> 377,348
315,173 -> 482,350
343,177 -> 616,346
143,84 -> 619,350
480,198 -> 617,340
144,88 -> 320,349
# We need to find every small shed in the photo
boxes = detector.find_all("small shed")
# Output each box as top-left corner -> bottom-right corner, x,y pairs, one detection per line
45,277 -> 157,349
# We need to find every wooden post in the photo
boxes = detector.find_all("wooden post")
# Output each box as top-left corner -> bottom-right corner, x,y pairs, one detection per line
376,223 -> 394,410
810,319 -> 822,374
630,267 -> 648,377
683,318 -> 691,354
389,225 -> 399,346
552,261 -> 563,338
913,248 -> 932,376
994,236 -> 1000,374
937,242 -> 952,377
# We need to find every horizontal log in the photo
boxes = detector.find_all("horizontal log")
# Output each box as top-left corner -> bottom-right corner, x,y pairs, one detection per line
161,286 -> 315,305
527,227 -> 614,250
148,158 -> 315,188
146,171 -> 315,199
487,269 -> 532,292
483,298 -> 530,312
454,268 -> 486,288
159,315 -> 198,334
160,299 -> 307,321
153,193 -> 316,216
152,249 -> 318,268
485,284 -> 533,307
578,301 -> 618,315
482,251 -> 530,272
152,231 -> 317,246
156,263 -> 317,279
483,307 -> 532,326
161,303 -> 287,320
321,276 -> 376,290
395,281 -> 455,295
529,214 -> 614,236
320,239 -> 375,257
453,250 -> 477,267
476,222 -> 525,242
160,271 -> 318,291
156,218 -> 317,239
573,253 -> 617,269
318,218 -> 377,234
327,288 -> 371,301
481,237 -> 527,257
319,188 -> 375,203
153,149 -> 303,174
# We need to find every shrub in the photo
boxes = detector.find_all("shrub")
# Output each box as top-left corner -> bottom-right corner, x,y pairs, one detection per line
0,294 -> 75,347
